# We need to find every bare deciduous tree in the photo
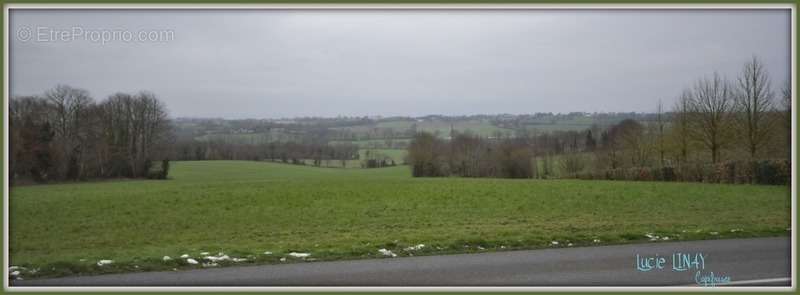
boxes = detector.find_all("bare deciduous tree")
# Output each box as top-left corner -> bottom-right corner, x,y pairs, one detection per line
735,56 -> 775,158
672,89 -> 693,166
688,72 -> 734,163
782,80 -> 791,131
11,85 -> 175,183
616,119 -> 650,167
45,84 -> 95,179
655,99 -> 665,167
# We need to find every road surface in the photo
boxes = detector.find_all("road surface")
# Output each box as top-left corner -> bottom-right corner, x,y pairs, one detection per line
12,237 -> 791,287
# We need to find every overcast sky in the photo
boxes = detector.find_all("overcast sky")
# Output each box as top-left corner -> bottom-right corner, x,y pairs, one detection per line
10,9 -> 791,119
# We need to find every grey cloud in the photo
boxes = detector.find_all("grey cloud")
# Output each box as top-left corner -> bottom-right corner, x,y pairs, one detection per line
10,9 -> 791,118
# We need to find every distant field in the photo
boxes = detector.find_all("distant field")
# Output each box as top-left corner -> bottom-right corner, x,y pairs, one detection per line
329,138 -> 412,149
195,129 -> 300,144
406,119 -> 515,137
333,119 -> 516,139
524,123 -> 595,132
9,161 -> 790,279
192,118 -> 609,148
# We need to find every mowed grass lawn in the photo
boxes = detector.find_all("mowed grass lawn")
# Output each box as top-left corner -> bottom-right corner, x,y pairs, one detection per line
9,161 -> 790,278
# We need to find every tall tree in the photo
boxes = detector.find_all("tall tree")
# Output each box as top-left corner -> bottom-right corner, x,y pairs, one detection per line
672,89 -> 693,166
735,56 -> 775,158
584,129 -> 596,152
689,72 -> 734,163
782,80 -> 791,131
655,99 -> 665,167
44,85 -> 95,179
615,119 -> 649,167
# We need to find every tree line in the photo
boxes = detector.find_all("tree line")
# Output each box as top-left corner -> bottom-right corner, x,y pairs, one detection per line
407,131 -> 534,178
582,56 -> 791,184
173,140 -> 360,167
10,85 -> 173,183
408,56 -> 791,184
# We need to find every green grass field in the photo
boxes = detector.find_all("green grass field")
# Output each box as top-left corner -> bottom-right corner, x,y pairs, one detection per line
9,161 -> 790,279
410,120 -> 515,137
329,138 -> 412,149
195,129 -> 300,144
333,119 -> 516,140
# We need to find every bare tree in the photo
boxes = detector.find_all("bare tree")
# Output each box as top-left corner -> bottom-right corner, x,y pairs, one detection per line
97,91 -> 171,177
598,129 -> 620,169
781,80 -> 792,160
11,85 -> 175,182
782,80 -> 791,131
44,84 -> 95,179
616,119 -> 650,167
672,89 -> 693,166
560,152 -> 585,177
734,56 -> 775,158
10,96 -> 54,181
655,99 -> 665,167
126,91 -> 171,176
689,72 -> 734,163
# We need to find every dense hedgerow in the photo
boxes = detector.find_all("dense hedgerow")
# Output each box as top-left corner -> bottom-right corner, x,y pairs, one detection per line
575,160 -> 789,185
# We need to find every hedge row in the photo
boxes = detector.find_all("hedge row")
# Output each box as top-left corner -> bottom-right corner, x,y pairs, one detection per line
574,160 -> 790,185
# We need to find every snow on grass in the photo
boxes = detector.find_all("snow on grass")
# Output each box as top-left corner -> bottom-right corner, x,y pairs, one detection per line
378,248 -> 397,257
96,260 -> 113,266
186,258 -> 198,265
203,254 -> 230,262
162,256 -> 171,261
403,244 -> 425,251
288,252 -> 311,258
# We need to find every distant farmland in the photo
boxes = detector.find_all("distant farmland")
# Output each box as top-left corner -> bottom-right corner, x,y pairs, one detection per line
183,115 -> 633,156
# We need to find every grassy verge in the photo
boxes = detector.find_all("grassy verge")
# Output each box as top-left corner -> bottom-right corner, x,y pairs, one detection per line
9,161 -> 790,279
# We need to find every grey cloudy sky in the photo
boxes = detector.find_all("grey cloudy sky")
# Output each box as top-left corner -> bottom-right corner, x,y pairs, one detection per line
10,9 -> 791,119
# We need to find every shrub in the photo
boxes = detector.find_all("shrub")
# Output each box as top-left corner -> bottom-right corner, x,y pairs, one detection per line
589,160 -> 788,185
754,160 -> 789,185
661,167 -> 676,182
161,159 -> 170,179
146,159 -> 170,180
636,168 -> 651,181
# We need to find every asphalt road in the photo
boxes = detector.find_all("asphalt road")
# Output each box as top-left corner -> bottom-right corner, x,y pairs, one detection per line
12,237 -> 791,287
